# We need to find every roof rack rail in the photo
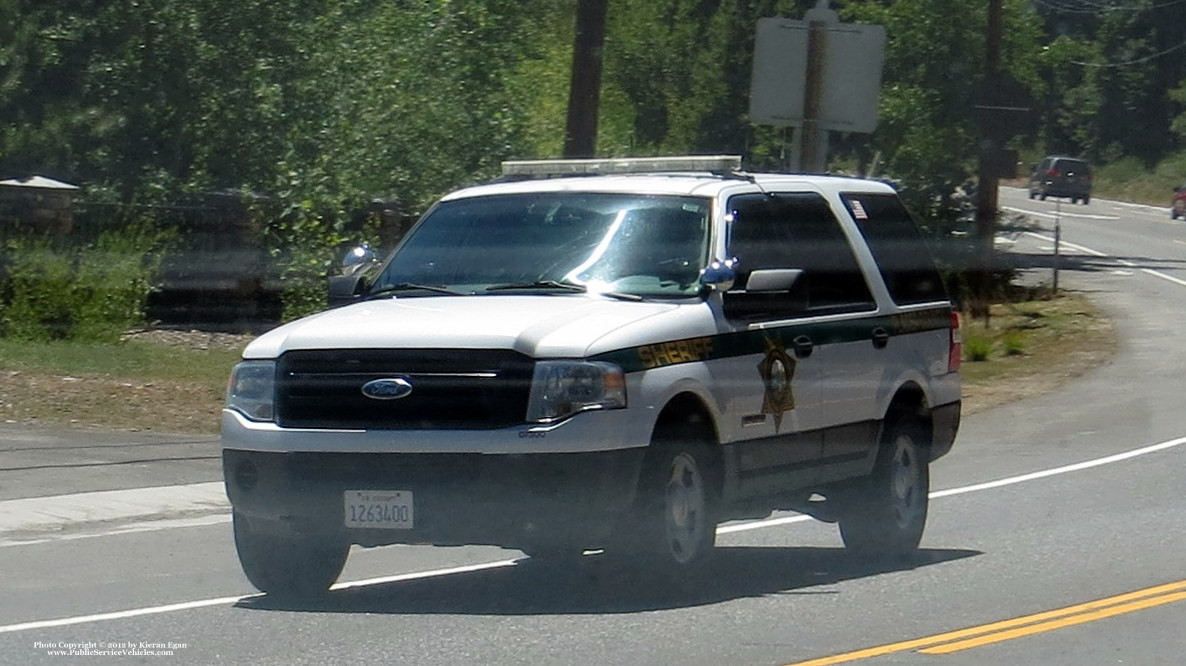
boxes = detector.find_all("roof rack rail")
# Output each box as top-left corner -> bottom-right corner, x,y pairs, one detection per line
500,155 -> 743,179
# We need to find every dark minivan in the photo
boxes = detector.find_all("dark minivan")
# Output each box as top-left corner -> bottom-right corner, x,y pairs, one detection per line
1029,156 -> 1093,204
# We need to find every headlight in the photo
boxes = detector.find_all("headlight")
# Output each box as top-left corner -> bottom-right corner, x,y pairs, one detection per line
526,361 -> 626,423
226,360 -> 276,422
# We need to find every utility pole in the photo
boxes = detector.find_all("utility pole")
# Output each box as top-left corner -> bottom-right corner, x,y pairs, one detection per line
973,0 -> 1004,321
799,16 -> 828,172
563,0 -> 608,158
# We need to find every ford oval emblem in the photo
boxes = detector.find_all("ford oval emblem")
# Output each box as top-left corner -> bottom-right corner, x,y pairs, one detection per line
361,377 -> 414,400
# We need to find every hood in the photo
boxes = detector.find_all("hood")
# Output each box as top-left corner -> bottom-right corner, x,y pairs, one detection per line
242,295 -> 717,360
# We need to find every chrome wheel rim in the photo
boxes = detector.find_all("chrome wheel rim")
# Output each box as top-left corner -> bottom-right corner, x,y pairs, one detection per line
664,452 -> 707,564
889,435 -> 924,527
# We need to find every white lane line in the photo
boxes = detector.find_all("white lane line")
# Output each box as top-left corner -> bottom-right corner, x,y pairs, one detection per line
1024,231 -> 1186,287
718,514 -> 812,534
328,558 -> 519,591
930,436 -> 1186,498
1006,207 -> 1056,220
1141,267 -> 1186,288
1,433 -> 1185,635
1002,206 -> 1119,221
0,559 -> 518,635
0,596 -> 250,636
1112,200 -> 1173,215
999,187 -> 1170,216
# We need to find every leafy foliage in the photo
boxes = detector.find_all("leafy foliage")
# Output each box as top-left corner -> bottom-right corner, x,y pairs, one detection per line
0,220 -> 171,342
2,0 -> 1185,327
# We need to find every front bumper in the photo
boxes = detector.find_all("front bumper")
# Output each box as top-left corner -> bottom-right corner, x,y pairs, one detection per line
222,447 -> 645,551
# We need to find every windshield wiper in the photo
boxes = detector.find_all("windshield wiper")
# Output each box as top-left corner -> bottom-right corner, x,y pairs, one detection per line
485,280 -> 646,301
363,283 -> 465,300
484,280 -> 587,293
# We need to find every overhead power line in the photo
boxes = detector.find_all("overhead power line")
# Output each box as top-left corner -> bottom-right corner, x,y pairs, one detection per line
1071,37 -> 1186,66
1033,0 -> 1186,13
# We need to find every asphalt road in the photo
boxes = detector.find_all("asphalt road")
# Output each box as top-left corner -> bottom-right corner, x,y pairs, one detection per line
1,189 -> 1185,665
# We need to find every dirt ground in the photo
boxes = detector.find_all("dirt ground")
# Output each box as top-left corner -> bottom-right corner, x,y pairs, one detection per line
0,330 -> 254,434
0,296 -> 1116,434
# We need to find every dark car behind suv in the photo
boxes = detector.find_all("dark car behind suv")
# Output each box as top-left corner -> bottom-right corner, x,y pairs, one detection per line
1029,156 -> 1093,204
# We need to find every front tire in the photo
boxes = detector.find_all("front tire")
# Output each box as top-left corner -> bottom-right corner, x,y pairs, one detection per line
838,415 -> 930,558
233,512 -> 349,598
618,423 -> 718,585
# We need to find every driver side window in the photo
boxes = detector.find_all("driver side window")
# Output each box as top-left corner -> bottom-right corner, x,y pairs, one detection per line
727,192 -> 874,319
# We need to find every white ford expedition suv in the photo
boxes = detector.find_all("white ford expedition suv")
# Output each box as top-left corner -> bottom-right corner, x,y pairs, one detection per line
222,156 -> 962,596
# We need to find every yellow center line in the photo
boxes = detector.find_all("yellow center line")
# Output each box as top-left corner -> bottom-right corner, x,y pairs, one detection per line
921,590 -> 1186,654
785,579 -> 1186,666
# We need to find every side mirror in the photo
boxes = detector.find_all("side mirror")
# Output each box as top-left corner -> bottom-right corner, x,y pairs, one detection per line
722,268 -> 807,320
744,268 -> 803,293
341,245 -> 376,276
699,258 -> 739,291
328,274 -> 366,308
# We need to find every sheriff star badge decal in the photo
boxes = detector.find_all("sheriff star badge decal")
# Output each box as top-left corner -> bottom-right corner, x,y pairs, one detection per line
758,335 -> 797,432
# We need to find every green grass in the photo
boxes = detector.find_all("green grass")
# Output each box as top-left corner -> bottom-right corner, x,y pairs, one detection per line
0,336 -> 247,433
1091,155 -> 1183,206
0,338 -> 242,384
964,334 -> 993,362
957,291 -> 1115,414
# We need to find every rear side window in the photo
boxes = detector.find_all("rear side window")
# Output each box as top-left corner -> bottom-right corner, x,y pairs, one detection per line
841,192 -> 947,305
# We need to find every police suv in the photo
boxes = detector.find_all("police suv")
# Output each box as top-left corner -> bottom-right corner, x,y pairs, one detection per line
222,156 -> 962,596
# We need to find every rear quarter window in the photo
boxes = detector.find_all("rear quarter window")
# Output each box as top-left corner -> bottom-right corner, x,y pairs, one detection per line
841,192 -> 947,305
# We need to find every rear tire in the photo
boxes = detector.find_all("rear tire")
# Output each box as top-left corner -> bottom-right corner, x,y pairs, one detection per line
838,414 -> 930,558
1083,195 -> 1090,205
233,512 -> 348,598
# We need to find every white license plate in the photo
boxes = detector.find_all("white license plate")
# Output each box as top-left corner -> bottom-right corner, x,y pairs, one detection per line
343,490 -> 414,529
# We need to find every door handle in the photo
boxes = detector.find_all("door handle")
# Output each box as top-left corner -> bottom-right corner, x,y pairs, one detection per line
871,327 -> 890,349
791,335 -> 814,358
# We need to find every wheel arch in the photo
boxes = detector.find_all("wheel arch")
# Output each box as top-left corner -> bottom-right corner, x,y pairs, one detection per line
882,382 -> 934,452
651,391 -> 725,497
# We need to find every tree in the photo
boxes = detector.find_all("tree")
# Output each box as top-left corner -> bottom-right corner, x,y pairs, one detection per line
1033,0 -> 1186,163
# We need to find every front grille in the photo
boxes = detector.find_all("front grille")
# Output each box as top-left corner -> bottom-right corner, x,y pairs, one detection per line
275,349 -> 534,430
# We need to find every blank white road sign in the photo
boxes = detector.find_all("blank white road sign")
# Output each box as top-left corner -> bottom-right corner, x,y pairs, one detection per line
750,17 -> 886,133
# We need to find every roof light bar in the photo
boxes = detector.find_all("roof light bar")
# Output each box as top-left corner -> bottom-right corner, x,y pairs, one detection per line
501,155 -> 742,178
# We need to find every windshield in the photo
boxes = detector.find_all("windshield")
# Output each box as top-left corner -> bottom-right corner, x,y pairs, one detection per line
372,193 -> 711,298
